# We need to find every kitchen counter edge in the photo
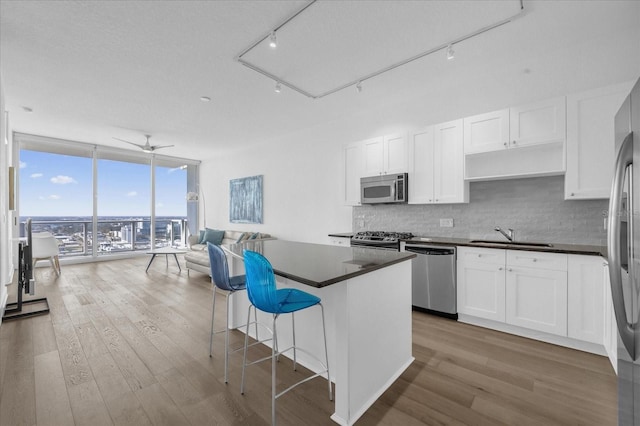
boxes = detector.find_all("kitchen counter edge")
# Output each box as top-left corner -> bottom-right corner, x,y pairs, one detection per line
404,237 -> 607,258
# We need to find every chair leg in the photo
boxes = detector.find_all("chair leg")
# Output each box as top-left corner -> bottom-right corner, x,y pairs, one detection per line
272,314 -> 278,426
291,312 -> 297,371
240,304 -> 253,395
320,303 -> 333,401
52,256 -> 61,275
224,292 -> 231,384
209,286 -> 217,357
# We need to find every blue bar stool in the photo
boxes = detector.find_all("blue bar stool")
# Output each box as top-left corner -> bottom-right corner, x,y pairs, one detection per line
240,249 -> 332,425
207,242 -> 257,384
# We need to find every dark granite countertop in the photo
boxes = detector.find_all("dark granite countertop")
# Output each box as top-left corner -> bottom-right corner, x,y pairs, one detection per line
223,239 -> 415,288
328,232 -> 354,238
403,236 -> 607,257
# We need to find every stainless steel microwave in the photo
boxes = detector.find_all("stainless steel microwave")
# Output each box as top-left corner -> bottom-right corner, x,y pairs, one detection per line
361,173 -> 408,204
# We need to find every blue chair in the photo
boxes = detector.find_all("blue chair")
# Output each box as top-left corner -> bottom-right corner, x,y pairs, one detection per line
207,242 -> 257,384
240,250 -> 332,425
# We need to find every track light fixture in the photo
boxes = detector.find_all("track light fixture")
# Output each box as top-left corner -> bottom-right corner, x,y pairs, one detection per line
356,81 -> 362,93
447,44 -> 455,60
269,31 -> 277,49
274,82 -> 282,93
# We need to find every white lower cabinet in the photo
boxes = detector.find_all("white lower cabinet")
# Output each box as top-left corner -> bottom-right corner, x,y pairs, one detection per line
506,261 -> 567,336
458,247 -> 609,353
567,254 -> 605,344
457,247 -> 506,321
329,236 -> 351,247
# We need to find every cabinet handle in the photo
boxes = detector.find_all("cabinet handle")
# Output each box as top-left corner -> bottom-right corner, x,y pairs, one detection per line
477,254 -> 482,258
532,258 -> 537,262
503,142 -> 507,147
508,268 -> 513,272
428,199 -> 432,202
435,199 -> 439,202
571,192 -> 575,196
498,267 -> 503,271
512,140 -> 517,145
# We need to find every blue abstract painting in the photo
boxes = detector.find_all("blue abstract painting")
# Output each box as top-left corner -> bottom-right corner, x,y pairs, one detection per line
230,175 -> 263,224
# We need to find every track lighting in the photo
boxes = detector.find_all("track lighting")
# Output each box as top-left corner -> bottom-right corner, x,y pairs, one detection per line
269,31 -> 277,49
356,81 -> 362,93
274,82 -> 282,93
446,44 -> 455,60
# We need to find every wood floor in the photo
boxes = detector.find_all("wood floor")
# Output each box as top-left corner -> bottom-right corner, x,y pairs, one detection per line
0,255 -> 617,425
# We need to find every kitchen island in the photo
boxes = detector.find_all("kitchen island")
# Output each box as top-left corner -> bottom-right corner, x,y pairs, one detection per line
222,239 -> 415,426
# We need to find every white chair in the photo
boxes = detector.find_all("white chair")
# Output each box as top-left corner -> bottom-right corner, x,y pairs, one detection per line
31,232 -> 61,275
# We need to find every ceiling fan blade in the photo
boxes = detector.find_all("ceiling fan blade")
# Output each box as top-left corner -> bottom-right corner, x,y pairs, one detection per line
150,145 -> 175,150
113,137 -> 145,150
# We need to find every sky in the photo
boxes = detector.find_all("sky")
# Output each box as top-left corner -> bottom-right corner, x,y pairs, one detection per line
19,150 -> 187,217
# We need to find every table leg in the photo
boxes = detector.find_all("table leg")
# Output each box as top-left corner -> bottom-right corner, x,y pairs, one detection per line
172,253 -> 181,272
145,254 -> 157,273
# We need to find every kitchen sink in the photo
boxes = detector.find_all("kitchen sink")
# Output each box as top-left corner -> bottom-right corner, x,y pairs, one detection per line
470,240 -> 554,247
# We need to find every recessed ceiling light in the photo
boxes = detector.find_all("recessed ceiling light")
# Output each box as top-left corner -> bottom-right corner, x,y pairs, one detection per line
22,106 -> 33,113
356,82 -> 362,93
200,96 -> 211,102
274,82 -> 282,93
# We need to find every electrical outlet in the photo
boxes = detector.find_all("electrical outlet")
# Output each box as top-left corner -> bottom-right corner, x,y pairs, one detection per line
440,218 -> 454,228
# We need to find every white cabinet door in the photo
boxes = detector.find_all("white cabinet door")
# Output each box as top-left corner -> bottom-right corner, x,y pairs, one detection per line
567,255 -> 606,344
362,136 -> 384,176
565,82 -> 632,199
342,142 -> 363,206
383,133 -> 407,174
329,236 -> 351,247
408,127 -> 435,204
506,265 -> 568,336
434,119 -> 468,203
463,109 -> 509,154
509,96 -> 566,148
457,247 -> 506,322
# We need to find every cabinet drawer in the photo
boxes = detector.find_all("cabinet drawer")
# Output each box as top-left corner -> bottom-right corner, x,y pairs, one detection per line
507,250 -> 567,271
458,247 -> 505,265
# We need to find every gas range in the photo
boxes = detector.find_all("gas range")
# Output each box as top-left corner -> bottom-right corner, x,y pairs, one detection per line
350,231 -> 414,251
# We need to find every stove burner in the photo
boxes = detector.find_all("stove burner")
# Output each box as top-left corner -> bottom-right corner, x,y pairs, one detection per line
352,231 -> 414,242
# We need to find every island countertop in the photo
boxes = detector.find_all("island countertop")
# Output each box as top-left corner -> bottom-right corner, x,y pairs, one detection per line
223,239 -> 415,288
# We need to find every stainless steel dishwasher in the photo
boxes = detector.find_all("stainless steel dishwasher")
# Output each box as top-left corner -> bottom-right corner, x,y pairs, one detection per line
402,243 -> 457,319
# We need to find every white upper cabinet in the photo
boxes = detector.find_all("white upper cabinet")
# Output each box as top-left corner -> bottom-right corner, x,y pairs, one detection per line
409,121 -> 468,204
433,119 -> 468,203
463,109 -> 510,154
509,96 -> 566,148
565,82 -> 632,199
384,133 -> 408,174
342,141 -> 363,206
362,136 -> 384,176
408,126 -> 435,204
362,134 -> 407,176
463,97 -> 566,155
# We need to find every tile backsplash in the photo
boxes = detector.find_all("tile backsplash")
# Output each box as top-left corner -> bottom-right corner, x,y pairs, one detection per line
353,176 -> 608,246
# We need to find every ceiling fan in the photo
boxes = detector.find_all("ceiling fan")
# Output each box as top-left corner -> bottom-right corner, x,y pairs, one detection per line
113,134 -> 174,153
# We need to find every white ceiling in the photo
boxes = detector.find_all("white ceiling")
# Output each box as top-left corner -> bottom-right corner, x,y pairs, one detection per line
1,0 -> 639,160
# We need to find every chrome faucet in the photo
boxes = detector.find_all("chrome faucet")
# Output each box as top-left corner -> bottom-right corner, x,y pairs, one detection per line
494,227 -> 515,242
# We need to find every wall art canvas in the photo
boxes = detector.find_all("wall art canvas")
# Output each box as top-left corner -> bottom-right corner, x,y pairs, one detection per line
230,175 -> 263,224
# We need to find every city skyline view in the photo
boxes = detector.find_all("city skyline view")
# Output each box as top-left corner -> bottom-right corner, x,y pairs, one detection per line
19,149 -> 188,217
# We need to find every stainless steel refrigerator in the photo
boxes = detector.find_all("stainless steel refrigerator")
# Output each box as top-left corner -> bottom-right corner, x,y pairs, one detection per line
608,76 -> 640,425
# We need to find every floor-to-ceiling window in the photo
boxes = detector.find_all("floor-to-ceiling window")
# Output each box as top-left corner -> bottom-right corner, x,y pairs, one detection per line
16,133 -> 199,261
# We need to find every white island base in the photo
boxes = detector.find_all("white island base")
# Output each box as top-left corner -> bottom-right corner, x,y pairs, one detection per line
229,260 -> 413,425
